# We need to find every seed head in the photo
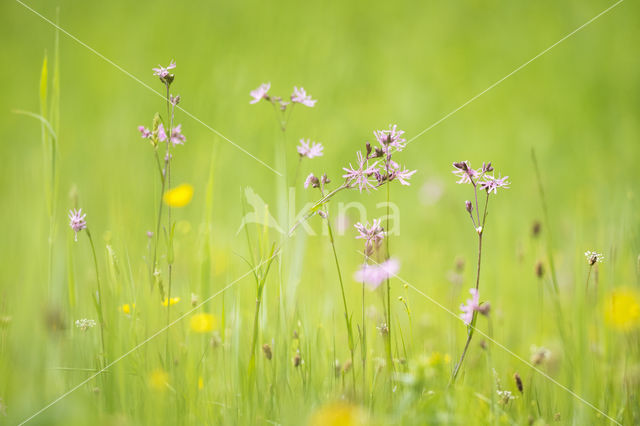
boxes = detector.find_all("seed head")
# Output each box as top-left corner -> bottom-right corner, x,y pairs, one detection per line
262,344 -> 272,360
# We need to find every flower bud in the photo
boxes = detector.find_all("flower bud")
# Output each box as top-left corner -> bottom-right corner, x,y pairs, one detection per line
465,200 -> 473,213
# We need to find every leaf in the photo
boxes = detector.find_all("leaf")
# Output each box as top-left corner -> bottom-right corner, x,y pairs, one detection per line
39,53 -> 48,118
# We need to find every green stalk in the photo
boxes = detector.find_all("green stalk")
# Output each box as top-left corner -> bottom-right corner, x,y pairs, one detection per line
325,211 -> 356,395
86,229 -> 107,367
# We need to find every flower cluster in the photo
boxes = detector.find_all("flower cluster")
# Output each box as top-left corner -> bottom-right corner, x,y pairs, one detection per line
297,139 -> 324,159
354,219 -> 385,256
342,125 -> 416,193
452,161 -> 509,193
585,250 -> 604,266
304,173 -> 330,190
354,258 -> 399,290
249,82 -> 316,109
75,318 -> 96,331
68,208 -> 87,242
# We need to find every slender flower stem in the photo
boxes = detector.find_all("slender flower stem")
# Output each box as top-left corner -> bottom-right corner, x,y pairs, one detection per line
384,161 -> 393,372
86,229 -> 107,367
585,266 -> 593,295
164,82 -> 174,365
451,191 -> 490,383
361,255 -> 368,400
325,209 -> 356,395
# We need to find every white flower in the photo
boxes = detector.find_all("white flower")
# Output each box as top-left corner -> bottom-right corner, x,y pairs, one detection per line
75,319 -> 97,331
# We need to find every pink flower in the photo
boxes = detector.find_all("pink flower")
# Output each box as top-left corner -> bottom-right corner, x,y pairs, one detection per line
354,219 -> 385,255
374,124 -> 406,152
138,126 -> 151,139
343,152 -> 378,192
297,139 -> 324,159
68,208 -> 87,242
152,61 -> 176,79
459,288 -> 480,325
250,83 -> 271,104
304,173 -> 320,189
390,165 -> 416,186
452,161 -> 480,185
157,124 -> 186,146
291,86 -> 316,107
479,175 -> 510,194
355,258 -> 400,290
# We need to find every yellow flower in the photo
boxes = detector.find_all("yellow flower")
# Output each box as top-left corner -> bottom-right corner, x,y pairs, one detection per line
163,184 -> 193,207
149,368 -> 169,391
198,376 -> 204,390
162,297 -> 181,307
604,288 -> 640,331
190,313 -> 217,333
120,303 -> 135,314
309,402 -> 366,426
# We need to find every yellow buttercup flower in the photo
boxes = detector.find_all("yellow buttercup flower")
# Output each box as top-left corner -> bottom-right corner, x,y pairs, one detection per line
120,303 -> 135,314
198,376 -> 204,390
309,402 -> 366,426
604,288 -> 640,331
163,184 -> 193,207
190,313 -> 217,333
162,297 -> 181,307
149,368 -> 169,391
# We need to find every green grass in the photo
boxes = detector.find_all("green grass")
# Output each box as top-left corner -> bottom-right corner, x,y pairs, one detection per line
1,0 -> 639,424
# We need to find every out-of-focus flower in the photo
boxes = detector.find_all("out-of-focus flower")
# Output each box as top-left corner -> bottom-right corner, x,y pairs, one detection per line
148,368 -> 169,391
297,139 -> 324,158
250,82 -> 271,104
309,401 -> 367,426
354,219 -> 385,256
291,86 -> 316,107
355,258 -> 400,290
604,288 -> 640,331
374,124 -> 406,153
68,209 -> 87,242
198,377 -> 204,390
163,184 -> 194,207
497,389 -> 516,404
75,319 -> 96,331
304,173 -> 320,189
585,251 -> 604,266
162,297 -> 181,306
459,288 -> 480,325
530,345 -> 551,365
120,303 -> 135,315
157,124 -> 186,146
479,175 -> 510,194
190,313 -> 217,333
419,179 -> 444,206
138,126 -> 152,139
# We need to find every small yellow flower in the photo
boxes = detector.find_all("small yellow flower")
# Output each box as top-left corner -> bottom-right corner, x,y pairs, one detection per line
426,352 -> 451,367
190,313 -> 217,333
198,376 -> 204,390
309,402 -> 366,426
163,184 -> 193,207
149,368 -> 169,391
604,288 -> 640,331
120,303 -> 135,314
162,297 -> 181,307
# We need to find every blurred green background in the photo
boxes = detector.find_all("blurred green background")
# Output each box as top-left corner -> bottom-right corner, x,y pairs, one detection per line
1,0 -> 639,424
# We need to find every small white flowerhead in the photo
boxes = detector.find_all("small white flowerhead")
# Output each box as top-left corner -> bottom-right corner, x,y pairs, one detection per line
584,251 -> 604,266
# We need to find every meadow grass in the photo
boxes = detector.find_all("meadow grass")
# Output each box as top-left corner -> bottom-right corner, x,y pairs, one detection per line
1,1 -> 640,425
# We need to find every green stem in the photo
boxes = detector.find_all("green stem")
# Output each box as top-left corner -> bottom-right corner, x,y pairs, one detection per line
86,229 -> 107,367
385,174 -> 393,372
326,211 -> 356,395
